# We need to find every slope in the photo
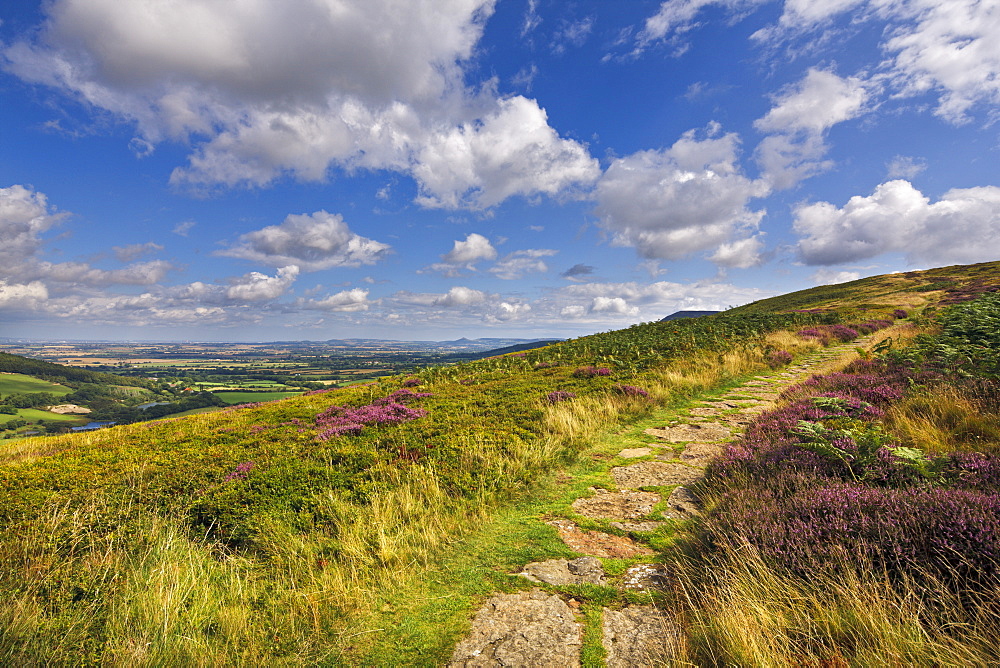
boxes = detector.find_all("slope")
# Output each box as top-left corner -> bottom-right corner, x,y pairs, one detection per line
0,260 -> 996,665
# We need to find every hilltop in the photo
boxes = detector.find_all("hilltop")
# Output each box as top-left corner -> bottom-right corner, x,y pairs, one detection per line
0,260 -> 998,664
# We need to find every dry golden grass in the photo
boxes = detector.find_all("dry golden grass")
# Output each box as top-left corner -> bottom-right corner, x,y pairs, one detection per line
673,545 -> 1000,667
886,383 -> 1000,455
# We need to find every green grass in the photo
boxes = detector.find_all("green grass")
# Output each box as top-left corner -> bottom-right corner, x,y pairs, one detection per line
0,373 -> 72,396
0,261 -> 999,665
213,390 -> 305,404
1,408 -> 86,424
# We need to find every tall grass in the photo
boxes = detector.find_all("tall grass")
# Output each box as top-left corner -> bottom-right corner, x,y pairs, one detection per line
672,544 -> 1000,667
886,383 -> 1000,455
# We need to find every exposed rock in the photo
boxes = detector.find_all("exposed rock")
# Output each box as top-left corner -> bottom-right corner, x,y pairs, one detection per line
611,461 -> 703,488
449,590 -> 582,667
47,404 -> 91,415
664,486 -> 701,519
618,447 -> 654,458
619,564 -> 670,592
519,557 -> 606,586
644,422 -> 730,443
547,519 -> 655,558
602,605 -> 677,667
571,488 -> 661,520
687,406 -> 720,417
677,442 -> 726,466
609,520 -> 666,533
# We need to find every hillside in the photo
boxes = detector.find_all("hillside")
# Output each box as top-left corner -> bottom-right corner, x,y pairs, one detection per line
0,261 -> 998,664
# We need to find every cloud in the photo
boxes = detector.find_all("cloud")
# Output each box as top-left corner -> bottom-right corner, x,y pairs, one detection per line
0,184 -> 177,289
172,220 -> 196,236
423,232 -> 497,276
754,68 -> 868,189
760,0 -> 1000,124
521,0 -> 542,37
561,263 -> 595,281
30,259 -> 176,287
886,156 -> 927,180
551,279 -> 770,324
443,233 -> 497,264
553,17 -> 594,55
304,288 -> 371,312
218,210 -> 390,271
794,179 -> 1000,266
411,96 -> 600,209
0,184 -> 68,267
113,242 -> 164,262
434,286 -> 488,307
489,249 -> 557,280
755,68 -> 868,135
708,235 -> 765,268
5,1 -> 599,209
594,124 -> 766,263
0,280 -> 49,310
632,0 -> 736,55
225,266 -> 299,302
811,268 -> 862,285
487,301 -> 532,322
590,296 -> 639,316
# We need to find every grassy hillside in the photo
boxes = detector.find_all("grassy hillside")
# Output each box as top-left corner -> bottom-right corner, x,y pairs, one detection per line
0,262 -> 997,664
0,373 -> 73,397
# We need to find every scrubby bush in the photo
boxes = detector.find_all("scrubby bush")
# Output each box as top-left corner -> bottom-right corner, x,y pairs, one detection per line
544,391 -> 576,404
571,366 -> 611,378
612,384 -> 649,398
766,350 -> 793,368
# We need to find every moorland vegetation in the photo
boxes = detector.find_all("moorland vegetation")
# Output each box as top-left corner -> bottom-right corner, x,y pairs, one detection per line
0,261 -> 998,665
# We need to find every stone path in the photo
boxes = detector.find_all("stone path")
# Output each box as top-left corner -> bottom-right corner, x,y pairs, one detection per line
448,340 -> 868,667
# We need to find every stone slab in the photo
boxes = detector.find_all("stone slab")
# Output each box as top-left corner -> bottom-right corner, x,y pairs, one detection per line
449,590 -> 582,667
611,461 -> 703,488
571,488 -> 661,520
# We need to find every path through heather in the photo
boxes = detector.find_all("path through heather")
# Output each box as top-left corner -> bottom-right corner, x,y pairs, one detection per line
447,338 -> 871,667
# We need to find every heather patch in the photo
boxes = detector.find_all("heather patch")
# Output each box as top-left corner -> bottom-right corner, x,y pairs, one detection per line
705,482 -> 1000,585
315,389 -> 433,440
612,385 -> 649,398
765,350 -> 792,369
572,366 -> 611,378
545,391 -> 576,404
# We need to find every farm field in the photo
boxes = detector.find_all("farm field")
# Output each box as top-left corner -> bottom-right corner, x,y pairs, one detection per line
0,261 -> 998,664
0,373 -> 71,396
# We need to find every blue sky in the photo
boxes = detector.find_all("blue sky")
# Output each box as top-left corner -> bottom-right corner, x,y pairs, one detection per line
1,0 -> 998,341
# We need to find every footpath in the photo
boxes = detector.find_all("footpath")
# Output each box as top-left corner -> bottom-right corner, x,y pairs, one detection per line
446,339 -> 869,667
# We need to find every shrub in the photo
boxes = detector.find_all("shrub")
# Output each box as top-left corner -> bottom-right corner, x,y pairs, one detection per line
572,366 -> 611,378
544,391 -> 576,404
612,384 -> 649,398
704,482 -> 1000,586
893,309 -> 908,319
828,325 -> 861,342
401,378 -> 421,387
766,350 -> 793,369
314,389 -> 432,440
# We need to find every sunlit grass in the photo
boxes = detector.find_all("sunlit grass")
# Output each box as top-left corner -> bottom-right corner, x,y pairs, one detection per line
673,544 -> 1000,667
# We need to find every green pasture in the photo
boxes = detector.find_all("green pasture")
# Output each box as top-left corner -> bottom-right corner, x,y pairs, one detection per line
0,373 -> 72,397
0,409 -> 87,425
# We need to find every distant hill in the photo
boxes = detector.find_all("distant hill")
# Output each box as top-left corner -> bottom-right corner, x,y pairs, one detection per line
452,340 -> 563,360
660,310 -> 722,321
0,352 -> 151,388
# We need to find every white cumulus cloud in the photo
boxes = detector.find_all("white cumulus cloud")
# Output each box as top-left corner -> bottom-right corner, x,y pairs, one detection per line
594,125 -> 766,263
4,0 -> 598,209
754,68 -> 868,189
794,179 -> 1000,266
218,210 -> 390,271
